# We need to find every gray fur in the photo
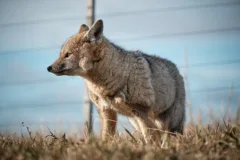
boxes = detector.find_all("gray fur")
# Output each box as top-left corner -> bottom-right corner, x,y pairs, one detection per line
48,20 -> 185,143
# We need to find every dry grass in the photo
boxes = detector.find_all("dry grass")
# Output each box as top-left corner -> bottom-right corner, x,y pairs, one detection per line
1,122 -> 240,160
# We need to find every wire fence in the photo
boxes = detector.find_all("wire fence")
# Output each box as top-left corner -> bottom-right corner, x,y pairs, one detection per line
0,0 -> 239,28
0,0 -> 239,128
0,84 -> 239,110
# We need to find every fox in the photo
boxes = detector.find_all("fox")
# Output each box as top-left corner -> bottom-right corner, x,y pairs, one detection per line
47,19 -> 185,144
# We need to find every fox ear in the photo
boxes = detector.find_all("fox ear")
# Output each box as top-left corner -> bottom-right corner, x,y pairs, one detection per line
79,24 -> 89,33
86,19 -> 103,42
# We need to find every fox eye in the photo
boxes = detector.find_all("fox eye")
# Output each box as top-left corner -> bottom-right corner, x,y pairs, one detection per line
65,52 -> 71,58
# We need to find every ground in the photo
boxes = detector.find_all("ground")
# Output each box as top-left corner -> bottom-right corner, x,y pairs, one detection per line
0,122 -> 240,160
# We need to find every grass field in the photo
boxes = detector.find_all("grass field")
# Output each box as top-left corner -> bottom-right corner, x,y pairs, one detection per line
0,121 -> 240,160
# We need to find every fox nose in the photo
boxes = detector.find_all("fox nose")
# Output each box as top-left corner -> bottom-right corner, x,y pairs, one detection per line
47,66 -> 52,72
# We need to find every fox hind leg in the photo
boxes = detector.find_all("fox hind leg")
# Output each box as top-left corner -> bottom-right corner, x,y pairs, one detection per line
155,101 -> 185,134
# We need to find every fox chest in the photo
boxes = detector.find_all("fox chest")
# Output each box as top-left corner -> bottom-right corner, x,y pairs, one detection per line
86,81 -> 116,98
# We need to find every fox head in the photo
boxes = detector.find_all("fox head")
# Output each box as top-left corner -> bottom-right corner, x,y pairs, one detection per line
47,19 -> 104,76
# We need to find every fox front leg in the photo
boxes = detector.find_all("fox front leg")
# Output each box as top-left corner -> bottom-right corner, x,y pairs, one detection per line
99,108 -> 117,141
88,92 -> 117,141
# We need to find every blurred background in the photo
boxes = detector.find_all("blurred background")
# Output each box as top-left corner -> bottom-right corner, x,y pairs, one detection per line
0,0 -> 240,136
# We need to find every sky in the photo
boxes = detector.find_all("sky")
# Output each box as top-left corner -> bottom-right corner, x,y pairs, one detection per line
0,0 -> 240,135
